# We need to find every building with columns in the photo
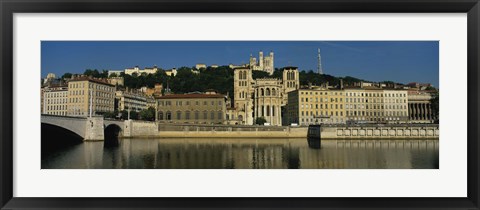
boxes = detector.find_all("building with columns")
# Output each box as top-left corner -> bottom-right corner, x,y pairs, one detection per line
253,78 -> 283,126
231,66 -> 299,126
408,90 -> 437,123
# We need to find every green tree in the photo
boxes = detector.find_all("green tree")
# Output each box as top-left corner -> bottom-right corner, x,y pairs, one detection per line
102,111 -> 116,119
130,111 -> 139,120
109,73 -> 118,78
84,69 -> 93,76
61,73 -> 72,80
139,107 -> 156,121
252,71 -> 270,79
255,117 -> 267,125
100,70 -> 109,78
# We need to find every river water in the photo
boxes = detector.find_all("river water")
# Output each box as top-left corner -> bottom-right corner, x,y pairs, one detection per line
41,138 -> 439,169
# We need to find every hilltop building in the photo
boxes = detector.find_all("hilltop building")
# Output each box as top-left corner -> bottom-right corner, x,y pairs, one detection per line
108,66 -> 177,77
249,51 -> 274,75
195,63 -> 207,70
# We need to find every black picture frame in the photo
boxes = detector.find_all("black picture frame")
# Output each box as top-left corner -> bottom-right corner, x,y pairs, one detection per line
1,0 -> 479,209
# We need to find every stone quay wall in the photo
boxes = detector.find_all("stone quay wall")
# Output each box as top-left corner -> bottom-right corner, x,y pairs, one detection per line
122,122 -> 439,139
157,123 -> 307,138
320,124 -> 439,139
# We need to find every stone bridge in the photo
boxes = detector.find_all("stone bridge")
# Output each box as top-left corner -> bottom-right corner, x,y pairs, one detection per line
41,114 -> 125,141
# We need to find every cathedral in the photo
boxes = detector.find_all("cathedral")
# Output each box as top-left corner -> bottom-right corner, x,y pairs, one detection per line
249,51 -> 274,75
232,66 -> 299,126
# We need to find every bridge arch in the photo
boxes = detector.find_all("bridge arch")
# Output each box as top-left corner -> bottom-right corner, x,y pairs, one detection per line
104,124 -> 123,147
41,123 -> 83,156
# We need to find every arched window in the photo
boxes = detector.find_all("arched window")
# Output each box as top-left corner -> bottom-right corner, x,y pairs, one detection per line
203,111 -> 208,119
266,88 -> 270,96
218,111 -> 223,120
238,115 -> 243,121
272,88 -> 276,96
267,105 -> 270,116
176,111 -> 182,120
272,106 -> 275,116
185,111 -> 191,120
261,89 -> 264,96
166,111 -> 172,120
158,111 -> 164,120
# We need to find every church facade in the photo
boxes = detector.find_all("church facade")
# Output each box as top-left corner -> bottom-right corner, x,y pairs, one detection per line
231,66 -> 299,126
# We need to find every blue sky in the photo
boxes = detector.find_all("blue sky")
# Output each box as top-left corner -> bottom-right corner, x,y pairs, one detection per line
41,41 -> 439,87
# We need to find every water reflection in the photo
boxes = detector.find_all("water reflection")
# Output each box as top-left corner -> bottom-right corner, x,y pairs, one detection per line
42,138 -> 439,169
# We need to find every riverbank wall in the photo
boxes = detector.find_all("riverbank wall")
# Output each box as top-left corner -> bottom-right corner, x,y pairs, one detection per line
157,124 -> 307,138
123,121 -> 438,139
318,124 -> 439,139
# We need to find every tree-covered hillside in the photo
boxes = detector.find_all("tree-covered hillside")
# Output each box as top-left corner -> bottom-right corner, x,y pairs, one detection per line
61,66 -> 383,97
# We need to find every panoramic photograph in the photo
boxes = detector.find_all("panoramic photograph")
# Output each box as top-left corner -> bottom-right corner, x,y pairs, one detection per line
41,41 -> 439,169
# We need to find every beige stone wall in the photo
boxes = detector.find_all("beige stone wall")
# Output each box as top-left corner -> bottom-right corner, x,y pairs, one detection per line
383,90 -> 409,123
157,124 -> 308,138
320,124 -> 439,139
67,80 -> 115,117
233,67 -> 254,125
157,97 -> 226,124
253,79 -> 283,125
43,87 -> 68,116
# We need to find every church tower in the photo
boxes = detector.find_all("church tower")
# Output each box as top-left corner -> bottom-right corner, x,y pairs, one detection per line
259,51 -> 264,68
233,67 -> 254,125
282,66 -> 300,105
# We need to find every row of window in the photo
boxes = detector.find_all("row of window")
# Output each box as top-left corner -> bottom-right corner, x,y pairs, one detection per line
46,98 -> 67,104
158,100 -> 222,106
300,91 -> 407,98
301,104 -> 343,109
46,105 -> 66,111
302,97 -> 342,103
301,111 -> 343,117
69,83 -> 114,92
301,91 -> 342,96
346,111 -> 407,117
45,92 -> 67,98
158,111 -> 223,121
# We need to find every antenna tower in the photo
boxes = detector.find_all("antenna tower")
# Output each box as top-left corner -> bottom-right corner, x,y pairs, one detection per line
317,48 -> 323,75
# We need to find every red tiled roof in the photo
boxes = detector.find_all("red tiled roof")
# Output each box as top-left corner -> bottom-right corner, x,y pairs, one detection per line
157,93 -> 224,99
69,77 -> 114,86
